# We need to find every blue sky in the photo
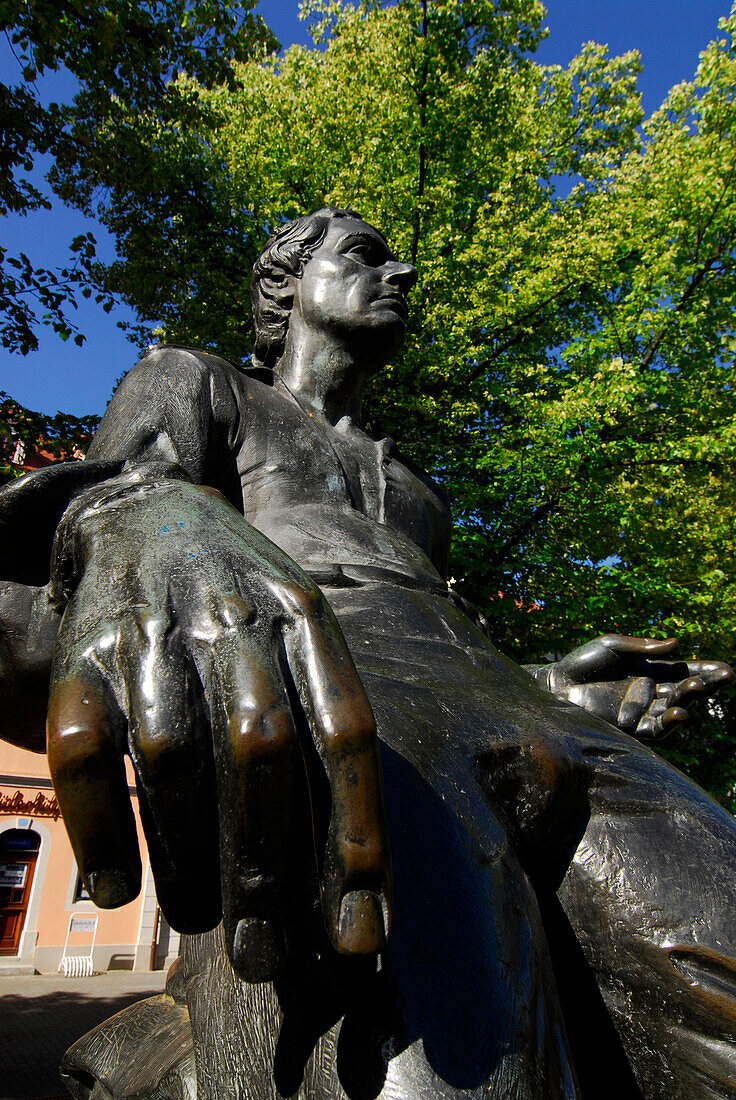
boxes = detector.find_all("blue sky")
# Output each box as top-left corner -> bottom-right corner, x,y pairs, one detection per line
0,0 -> 731,417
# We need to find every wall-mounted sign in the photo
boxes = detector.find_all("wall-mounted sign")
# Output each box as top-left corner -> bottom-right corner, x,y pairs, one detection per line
70,916 -> 97,933
0,790 -> 60,821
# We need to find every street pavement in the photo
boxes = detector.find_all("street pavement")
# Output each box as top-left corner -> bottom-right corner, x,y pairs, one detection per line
0,971 -> 167,1099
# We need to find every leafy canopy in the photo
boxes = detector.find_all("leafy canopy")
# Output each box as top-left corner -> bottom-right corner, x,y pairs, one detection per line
0,0 -> 276,353
7,0 -> 736,801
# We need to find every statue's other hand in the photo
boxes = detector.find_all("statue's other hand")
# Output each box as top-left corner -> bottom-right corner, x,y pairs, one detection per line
45,468 -> 392,983
539,634 -> 734,740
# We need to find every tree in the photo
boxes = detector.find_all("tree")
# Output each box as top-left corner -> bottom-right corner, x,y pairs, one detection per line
0,393 -> 99,482
0,0 -> 277,353
30,0 -> 736,804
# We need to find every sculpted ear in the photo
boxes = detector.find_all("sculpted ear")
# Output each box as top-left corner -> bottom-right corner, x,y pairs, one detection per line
252,270 -> 297,369
260,272 -> 295,315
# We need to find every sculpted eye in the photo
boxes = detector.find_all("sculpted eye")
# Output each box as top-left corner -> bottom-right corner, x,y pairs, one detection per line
346,241 -> 382,264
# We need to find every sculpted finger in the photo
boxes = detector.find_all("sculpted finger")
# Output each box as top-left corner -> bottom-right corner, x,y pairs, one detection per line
600,634 -> 679,658
646,697 -> 673,719
617,676 -> 656,732
204,628 -> 301,983
281,586 -> 392,958
0,583 -> 61,753
636,706 -> 688,740
124,620 -> 220,933
600,636 -> 689,683
670,675 -> 709,709
558,635 -> 678,685
661,705 -> 689,732
686,661 -> 735,694
47,662 -> 141,908
652,674 -> 723,715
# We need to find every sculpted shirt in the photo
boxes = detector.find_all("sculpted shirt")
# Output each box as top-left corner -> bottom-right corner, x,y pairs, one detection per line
87,345 -> 452,592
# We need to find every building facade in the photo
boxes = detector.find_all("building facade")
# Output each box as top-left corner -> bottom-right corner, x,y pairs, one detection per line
0,740 -> 179,974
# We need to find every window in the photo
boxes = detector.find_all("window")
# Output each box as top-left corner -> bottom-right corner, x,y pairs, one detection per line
0,829 -> 40,852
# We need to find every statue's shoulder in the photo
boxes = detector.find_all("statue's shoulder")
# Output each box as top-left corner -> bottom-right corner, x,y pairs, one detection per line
140,342 -> 278,387
136,343 -> 245,381
129,343 -> 278,407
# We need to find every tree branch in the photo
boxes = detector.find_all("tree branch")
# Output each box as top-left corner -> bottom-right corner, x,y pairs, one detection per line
486,496 -> 559,567
410,0 -> 428,267
640,251 -> 724,370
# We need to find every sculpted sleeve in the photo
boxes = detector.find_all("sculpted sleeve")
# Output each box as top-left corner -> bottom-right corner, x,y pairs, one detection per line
87,345 -> 247,508
0,347 -> 248,588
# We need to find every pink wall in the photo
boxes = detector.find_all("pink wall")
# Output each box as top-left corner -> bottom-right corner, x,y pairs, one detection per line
0,742 -> 156,971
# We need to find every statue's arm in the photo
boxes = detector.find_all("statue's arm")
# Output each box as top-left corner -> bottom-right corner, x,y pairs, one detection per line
0,346 -> 243,752
0,348 -> 392,981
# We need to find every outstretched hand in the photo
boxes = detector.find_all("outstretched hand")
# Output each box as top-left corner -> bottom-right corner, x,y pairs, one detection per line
540,634 -> 734,739
46,467 -> 392,982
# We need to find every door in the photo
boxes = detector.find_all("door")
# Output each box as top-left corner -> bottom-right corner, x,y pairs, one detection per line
0,829 -> 40,955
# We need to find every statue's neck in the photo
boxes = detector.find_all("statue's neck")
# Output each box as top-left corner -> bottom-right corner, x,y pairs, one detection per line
276,327 -> 376,426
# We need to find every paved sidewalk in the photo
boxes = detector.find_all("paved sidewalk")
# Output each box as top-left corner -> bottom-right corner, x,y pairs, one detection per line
0,971 -> 168,1100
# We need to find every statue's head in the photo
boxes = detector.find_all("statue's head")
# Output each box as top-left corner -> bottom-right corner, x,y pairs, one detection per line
251,207 -> 416,370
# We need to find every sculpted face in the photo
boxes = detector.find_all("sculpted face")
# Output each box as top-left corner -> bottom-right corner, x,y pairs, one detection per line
291,217 -> 417,356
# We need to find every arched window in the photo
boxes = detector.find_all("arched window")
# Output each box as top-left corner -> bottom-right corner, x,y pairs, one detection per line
1,829 -> 41,853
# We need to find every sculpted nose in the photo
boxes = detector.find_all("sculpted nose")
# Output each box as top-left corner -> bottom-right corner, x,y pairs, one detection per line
384,261 -> 418,293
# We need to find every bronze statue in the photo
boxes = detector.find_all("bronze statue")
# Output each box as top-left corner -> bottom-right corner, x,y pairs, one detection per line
0,208 -> 735,1100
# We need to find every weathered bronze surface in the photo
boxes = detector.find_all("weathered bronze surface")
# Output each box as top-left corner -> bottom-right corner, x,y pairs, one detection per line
1,208 -> 735,1099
